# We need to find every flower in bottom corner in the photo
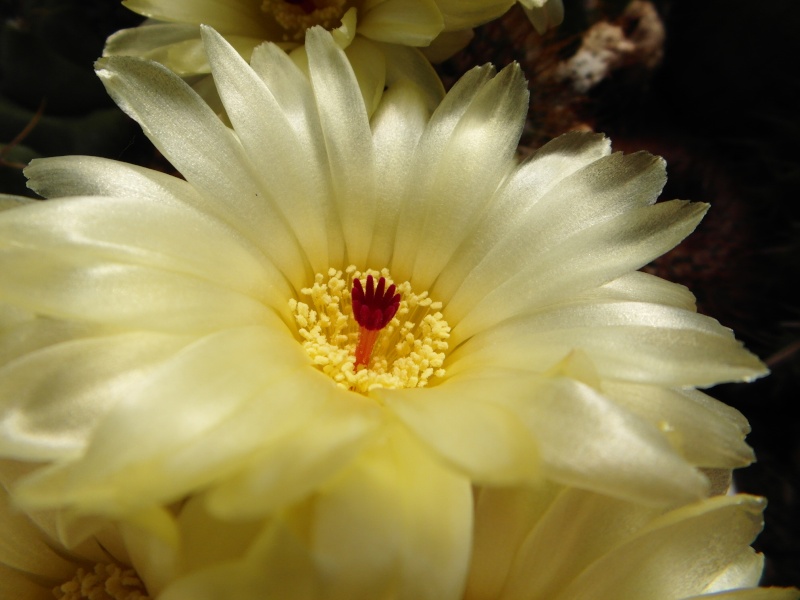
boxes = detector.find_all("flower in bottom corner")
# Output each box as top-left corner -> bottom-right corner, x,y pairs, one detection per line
466,483 -> 799,600
0,462 -> 154,600
0,24 -> 766,527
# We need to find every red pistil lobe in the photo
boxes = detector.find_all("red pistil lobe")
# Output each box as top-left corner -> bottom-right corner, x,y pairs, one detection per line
352,275 -> 400,368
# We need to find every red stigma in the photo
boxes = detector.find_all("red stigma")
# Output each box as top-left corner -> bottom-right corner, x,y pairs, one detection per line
352,275 -> 400,368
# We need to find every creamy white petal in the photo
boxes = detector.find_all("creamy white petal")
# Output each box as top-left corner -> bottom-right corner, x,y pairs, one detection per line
159,430 -> 472,600
604,382 -> 754,468
378,42 -> 445,111
359,0 -> 444,46
432,131 -> 612,302
450,301 -> 766,387
0,193 -> 284,306
0,332 -> 190,461
122,0 -> 267,36
367,78 -> 430,267
583,271 -> 697,311
435,0 -> 514,30
496,487 -> 660,599
13,326 -> 315,515
495,375 -> 710,504
95,55 -> 308,288
467,484 -> 564,599
553,496 -> 767,600
205,383 -> 381,518
302,429 -> 472,600
304,27 -> 377,267
392,64 -> 527,287
202,27 -> 337,274
377,374 -> 541,483
344,36 -> 387,117
443,151 -> 676,333
449,199 -> 707,340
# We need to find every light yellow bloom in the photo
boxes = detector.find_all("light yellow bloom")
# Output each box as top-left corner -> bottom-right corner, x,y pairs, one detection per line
104,0 -> 515,112
466,483 -> 798,600
0,27 -> 765,524
0,462 -> 153,599
518,0 -> 564,33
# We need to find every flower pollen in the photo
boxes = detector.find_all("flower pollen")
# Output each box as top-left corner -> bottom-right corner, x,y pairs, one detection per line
54,563 -> 150,600
289,266 -> 450,394
262,0 -> 348,41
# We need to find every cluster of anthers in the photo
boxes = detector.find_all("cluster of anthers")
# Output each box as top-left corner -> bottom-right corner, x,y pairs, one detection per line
289,266 -> 451,393
262,0 -> 348,41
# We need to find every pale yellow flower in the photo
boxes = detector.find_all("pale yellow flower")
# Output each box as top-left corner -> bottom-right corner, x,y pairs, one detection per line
466,483 -> 798,600
0,27 -> 765,524
518,0 -> 564,33
0,462 -> 153,600
104,0 -> 515,112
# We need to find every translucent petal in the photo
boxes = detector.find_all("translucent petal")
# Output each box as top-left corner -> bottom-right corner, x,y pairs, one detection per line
553,495 -> 767,600
604,382 -> 754,468
466,484 -> 564,599
359,0 -> 444,46
95,55 -> 308,287
122,0 -> 267,36
392,64 -> 527,287
302,428 -> 472,600
205,382 -> 380,518
202,27 -> 336,274
497,487 -> 661,600
494,375 -> 710,505
450,301 -> 766,387
0,193 -> 285,306
159,429 -> 472,600
432,131 -> 612,302
377,373 -> 540,483
0,332 -> 190,461
13,326 -> 315,515
449,200 -> 707,340
305,27 -> 377,268
367,78 -> 430,267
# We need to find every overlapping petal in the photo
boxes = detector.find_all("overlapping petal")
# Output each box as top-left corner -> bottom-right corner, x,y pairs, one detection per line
466,485 -> 797,600
0,27 -> 767,521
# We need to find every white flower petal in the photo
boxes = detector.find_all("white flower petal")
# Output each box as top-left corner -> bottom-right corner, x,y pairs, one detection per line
359,0 -> 444,46
367,78 -> 431,267
122,0 -> 267,36
498,375 -> 710,505
553,496 -> 767,600
202,27 -> 338,273
392,63 -> 527,287
95,54 -> 308,287
0,332 -> 189,461
205,383 -> 381,518
377,374 -> 541,483
305,429 -> 472,600
604,382 -> 754,468
450,199 -> 707,340
306,27 -> 378,267
13,326 -> 313,515
435,0 -> 514,30
451,301 -> 766,387
432,131 -> 612,302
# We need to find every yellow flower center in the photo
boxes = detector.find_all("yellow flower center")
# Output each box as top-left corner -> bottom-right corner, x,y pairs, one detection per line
289,266 -> 451,393
261,0 -> 349,41
53,563 -> 149,600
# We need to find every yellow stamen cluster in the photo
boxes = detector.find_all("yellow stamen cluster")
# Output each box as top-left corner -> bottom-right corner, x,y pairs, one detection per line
289,266 -> 450,394
261,0 -> 348,42
54,563 -> 149,600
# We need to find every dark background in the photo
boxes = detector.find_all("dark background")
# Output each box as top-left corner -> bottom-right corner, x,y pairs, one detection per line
2,0 -> 798,588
